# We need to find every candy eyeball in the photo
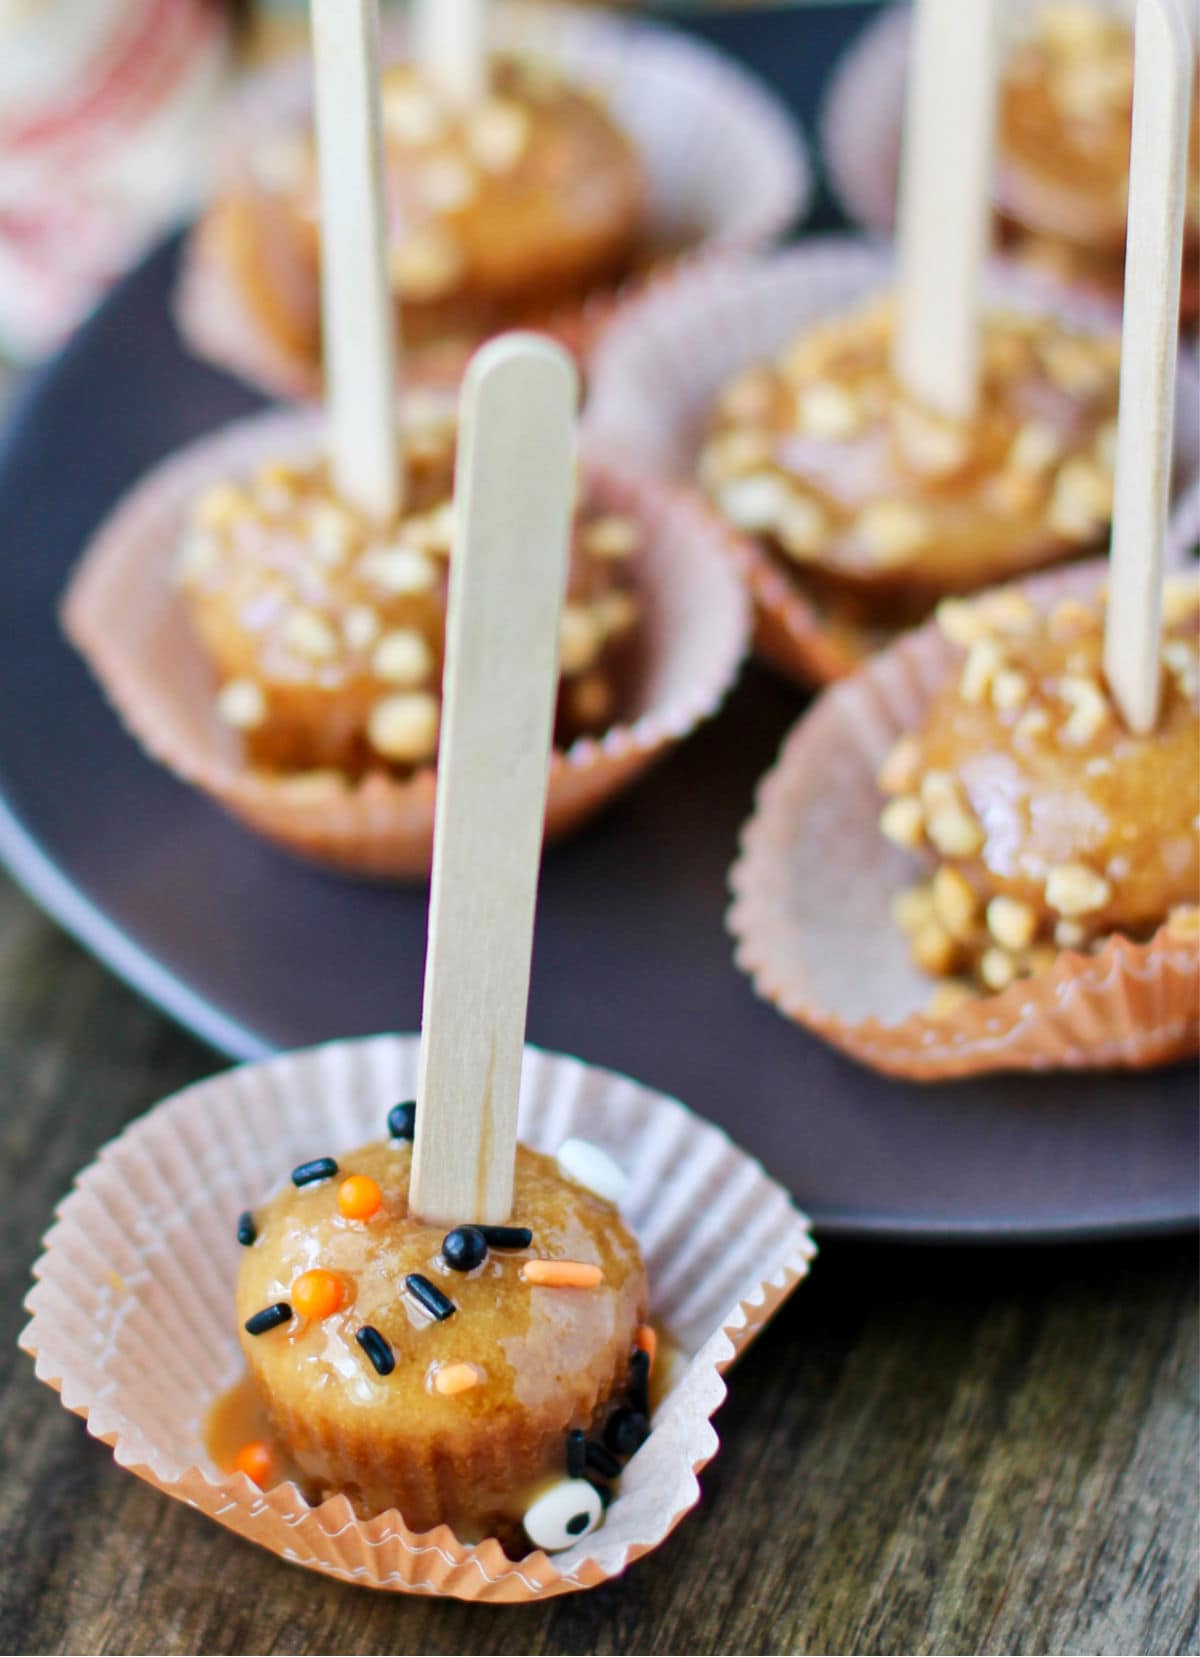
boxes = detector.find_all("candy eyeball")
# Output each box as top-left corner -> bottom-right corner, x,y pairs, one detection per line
556,1138 -> 630,1206
522,1477 -> 604,1553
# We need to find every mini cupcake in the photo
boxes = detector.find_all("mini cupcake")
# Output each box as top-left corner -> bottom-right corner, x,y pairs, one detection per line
178,3 -> 809,396
21,1035 -> 815,1598
62,404 -> 749,878
823,1 -> 1200,322
232,1120 -> 651,1555
177,395 -> 639,782
585,241 -> 1199,686
729,564 -> 1200,1079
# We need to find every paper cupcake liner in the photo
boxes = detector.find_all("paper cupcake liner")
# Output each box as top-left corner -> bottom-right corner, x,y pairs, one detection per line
728,561 -> 1199,1081
20,1034 -> 815,1599
822,0 -> 1198,321
584,237 -> 1200,685
1168,472 -> 1200,563
60,405 -> 750,879
822,0 -> 1143,235
176,1 -> 810,399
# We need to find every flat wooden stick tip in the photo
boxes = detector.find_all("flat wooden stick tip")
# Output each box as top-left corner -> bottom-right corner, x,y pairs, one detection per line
464,332 -> 580,403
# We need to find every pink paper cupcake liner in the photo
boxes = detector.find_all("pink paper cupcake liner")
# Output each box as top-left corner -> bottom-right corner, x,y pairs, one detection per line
728,561 -> 1199,1081
177,1 -> 810,399
21,1034 -> 815,1599
584,237 -> 1200,685
60,405 -> 751,879
821,0 -> 1144,237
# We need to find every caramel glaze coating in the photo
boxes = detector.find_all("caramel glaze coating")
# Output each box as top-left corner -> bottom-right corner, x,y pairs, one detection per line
217,56 -> 644,364
919,600 -> 1199,933
176,401 -> 641,780
235,1140 -> 647,1544
700,299 -> 1120,653
996,8 -> 1200,319
878,581 -> 1200,1002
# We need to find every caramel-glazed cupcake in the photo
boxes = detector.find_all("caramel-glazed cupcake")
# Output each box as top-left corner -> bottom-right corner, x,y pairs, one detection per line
996,4 -> 1200,320
877,578 -> 1199,1017
699,295 -> 1120,673
176,396 -> 640,783
207,53 -> 643,374
235,1119 -> 650,1554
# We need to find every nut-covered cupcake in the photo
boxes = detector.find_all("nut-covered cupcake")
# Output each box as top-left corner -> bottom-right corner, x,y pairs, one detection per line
201,52 -> 643,376
176,396 -> 641,784
876,578 -> 1199,1016
996,4 -> 1200,319
699,295 -> 1120,668
233,1113 -> 653,1554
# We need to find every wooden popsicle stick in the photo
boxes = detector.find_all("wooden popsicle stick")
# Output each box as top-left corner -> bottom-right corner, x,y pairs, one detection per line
1104,0 -> 1191,735
891,0 -> 998,421
414,0 -> 487,106
411,334 -> 579,1225
310,0 -> 400,523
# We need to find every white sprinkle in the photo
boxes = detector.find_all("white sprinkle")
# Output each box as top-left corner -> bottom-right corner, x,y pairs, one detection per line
556,1138 -> 630,1206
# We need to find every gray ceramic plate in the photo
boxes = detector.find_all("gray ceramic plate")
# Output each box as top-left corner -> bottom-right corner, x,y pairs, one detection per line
0,4 -> 1195,1240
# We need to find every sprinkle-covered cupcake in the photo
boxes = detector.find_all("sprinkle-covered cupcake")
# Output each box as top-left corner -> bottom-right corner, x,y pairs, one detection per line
233,1109 -> 652,1554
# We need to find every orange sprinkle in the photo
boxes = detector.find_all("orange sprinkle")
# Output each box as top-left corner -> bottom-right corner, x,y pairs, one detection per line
635,1324 -> 657,1370
233,1440 -> 274,1487
337,1174 -> 383,1221
434,1362 -> 482,1396
521,1259 -> 604,1289
291,1268 -> 344,1320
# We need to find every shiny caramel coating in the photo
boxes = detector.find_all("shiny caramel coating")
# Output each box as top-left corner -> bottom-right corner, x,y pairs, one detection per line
176,403 -> 641,779
700,300 -> 1120,649
235,1140 -> 647,1542
879,581 -> 1200,999
222,55 -> 644,362
996,7 -> 1200,318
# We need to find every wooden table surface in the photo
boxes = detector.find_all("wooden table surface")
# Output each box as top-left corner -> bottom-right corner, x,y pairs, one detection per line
0,875 -> 1196,1657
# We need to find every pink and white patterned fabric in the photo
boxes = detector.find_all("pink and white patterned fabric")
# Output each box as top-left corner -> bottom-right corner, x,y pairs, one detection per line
0,0 -> 230,358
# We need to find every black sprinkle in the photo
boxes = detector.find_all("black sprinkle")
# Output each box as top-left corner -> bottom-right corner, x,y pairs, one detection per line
387,1101 -> 416,1140
604,1407 -> 649,1459
245,1302 -> 291,1336
565,1509 -> 593,1536
356,1325 -> 395,1376
565,1428 -> 587,1480
478,1225 -> 533,1250
629,1347 -> 651,1415
236,1210 -> 257,1247
584,1439 -> 622,1480
291,1156 -> 338,1188
406,1273 -> 455,1321
442,1226 -> 487,1272
590,1481 -> 615,1510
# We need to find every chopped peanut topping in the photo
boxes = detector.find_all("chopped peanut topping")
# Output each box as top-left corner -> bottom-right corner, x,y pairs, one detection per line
926,804 -> 985,859
877,735 -> 922,797
1045,862 -> 1112,918
880,796 -> 925,850
986,896 -> 1038,952
932,866 -> 979,939
367,693 -> 441,763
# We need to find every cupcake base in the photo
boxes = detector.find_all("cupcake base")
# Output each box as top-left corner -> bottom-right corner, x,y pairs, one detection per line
728,561 -> 1200,1080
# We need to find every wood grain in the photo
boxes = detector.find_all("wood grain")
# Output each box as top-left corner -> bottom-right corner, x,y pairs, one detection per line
0,874 -> 1196,1657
